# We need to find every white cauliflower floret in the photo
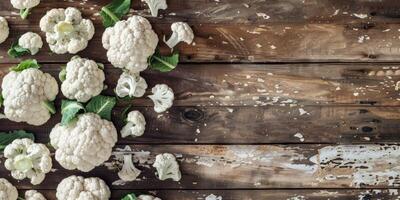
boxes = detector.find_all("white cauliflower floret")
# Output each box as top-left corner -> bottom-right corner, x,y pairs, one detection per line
152,153 -> 181,181
148,84 -> 174,113
115,72 -> 147,98
11,0 -> 40,9
164,22 -> 194,49
138,195 -> 162,200
102,16 -> 158,73
118,154 -> 141,181
61,57 -> 105,102
39,7 -> 95,54
0,16 -> 9,44
121,111 -> 146,138
25,190 -> 47,200
4,138 -> 52,185
0,178 -> 18,200
50,113 -> 118,172
1,68 -> 59,126
56,175 -> 111,200
142,0 -> 167,17
18,32 -> 43,55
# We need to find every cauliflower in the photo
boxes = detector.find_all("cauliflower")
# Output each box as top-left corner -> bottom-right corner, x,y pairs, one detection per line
102,16 -> 158,73
61,57 -> 105,102
25,190 -> 47,200
121,110 -> 146,138
39,7 -> 95,54
50,113 -> 118,172
4,138 -> 52,185
18,32 -> 43,55
148,84 -> 174,113
56,175 -> 111,200
11,0 -> 40,19
0,178 -> 18,200
164,22 -> 194,49
138,195 -> 162,200
142,0 -> 167,17
1,68 -> 58,126
0,16 -> 9,44
118,153 -> 141,181
115,72 -> 147,98
152,153 -> 181,181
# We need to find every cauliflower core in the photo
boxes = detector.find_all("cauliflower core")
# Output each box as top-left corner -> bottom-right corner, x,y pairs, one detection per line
18,32 -> 43,55
153,153 -> 181,181
0,16 -> 9,44
1,68 -> 59,126
4,138 -> 52,185
121,110 -> 146,138
40,7 -> 95,54
102,16 -> 158,73
116,72 -> 148,98
56,175 -> 111,200
118,154 -> 141,181
61,57 -> 105,102
25,190 -> 47,200
50,113 -> 118,172
148,84 -> 174,113
0,178 -> 18,200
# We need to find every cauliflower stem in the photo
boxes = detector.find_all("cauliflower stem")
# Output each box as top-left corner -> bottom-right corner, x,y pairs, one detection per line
20,8 -> 31,19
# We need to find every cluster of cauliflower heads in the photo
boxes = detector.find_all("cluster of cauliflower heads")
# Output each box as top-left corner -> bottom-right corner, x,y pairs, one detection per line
0,0 -> 197,199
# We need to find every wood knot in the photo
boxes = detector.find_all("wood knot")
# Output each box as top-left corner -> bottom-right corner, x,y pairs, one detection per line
182,108 -> 204,122
361,126 -> 374,133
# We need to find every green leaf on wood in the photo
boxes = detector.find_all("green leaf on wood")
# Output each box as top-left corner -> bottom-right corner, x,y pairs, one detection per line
149,50 -> 179,72
121,193 -> 137,200
100,0 -> 131,28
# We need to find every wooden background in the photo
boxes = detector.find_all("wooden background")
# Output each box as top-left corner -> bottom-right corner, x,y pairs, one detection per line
1,0 -> 400,199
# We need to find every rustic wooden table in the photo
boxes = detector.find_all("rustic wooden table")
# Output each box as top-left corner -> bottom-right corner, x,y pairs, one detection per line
1,0 -> 400,199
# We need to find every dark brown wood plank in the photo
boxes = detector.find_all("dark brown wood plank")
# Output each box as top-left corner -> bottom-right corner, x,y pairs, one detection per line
3,144 -> 400,190
17,189 -> 400,200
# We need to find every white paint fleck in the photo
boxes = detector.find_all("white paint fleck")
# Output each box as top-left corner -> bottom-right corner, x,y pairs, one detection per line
256,12 -> 270,19
353,13 -> 368,19
294,133 -> 305,142
298,108 -> 309,116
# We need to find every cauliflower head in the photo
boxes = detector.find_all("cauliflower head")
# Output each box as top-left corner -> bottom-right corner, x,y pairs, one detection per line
25,190 -> 47,200
165,22 -> 194,49
121,110 -> 146,138
56,175 -> 111,200
61,57 -> 105,102
148,84 -> 174,113
0,16 -> 9,44
1,68 -> 59,126
39,7 -> 95,54
138,195 -> 162,200
4,138 -> 52,185
18,32 -> 43,55
118,154 -> 141,181
102,16 -> 158,73
152,153 -> 181,181
115,72 -> 147,98
0,178 -> 18,200
11,0 -> 40,9
50,113 -> 118,172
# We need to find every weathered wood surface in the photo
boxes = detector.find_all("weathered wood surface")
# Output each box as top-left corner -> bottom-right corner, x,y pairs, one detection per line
18,189 -> 400,200
3,145 -> 400,190
2,1 -> 400,62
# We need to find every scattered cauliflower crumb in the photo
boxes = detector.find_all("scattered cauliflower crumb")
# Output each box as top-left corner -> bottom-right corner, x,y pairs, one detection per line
153,153 -> 181,181
148,84 -> 174,113
121,111 -> 146,138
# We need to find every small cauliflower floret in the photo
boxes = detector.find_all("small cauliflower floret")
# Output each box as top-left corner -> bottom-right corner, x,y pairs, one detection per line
2,68 -> 59,126
148,84 -> 174,113
142,0 -> 167,17
116,72 -> 147,98
56,175 -> 111,200
18,32 -> 43,55
102,16 -> 158,73
4,138 -> 52,185
121,111 -> 146,138
164,22 -> 194,49
25,190 -> 47,200
61,57 -> 105,102
138,195 -> 162,200
11,0 -> 40,19
50,113 -> 118,172
152,153 -> 181,181
0,178 -> 18,200
118,154 -> 141,181
0,16 -> 9,44
39,7 -> 95,54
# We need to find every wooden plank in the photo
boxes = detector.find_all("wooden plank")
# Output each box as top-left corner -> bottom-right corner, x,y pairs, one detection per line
17,189 -> 400,200
1,63 -> 399,106
3,144 -> 400,190
2,106 -> 400,144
